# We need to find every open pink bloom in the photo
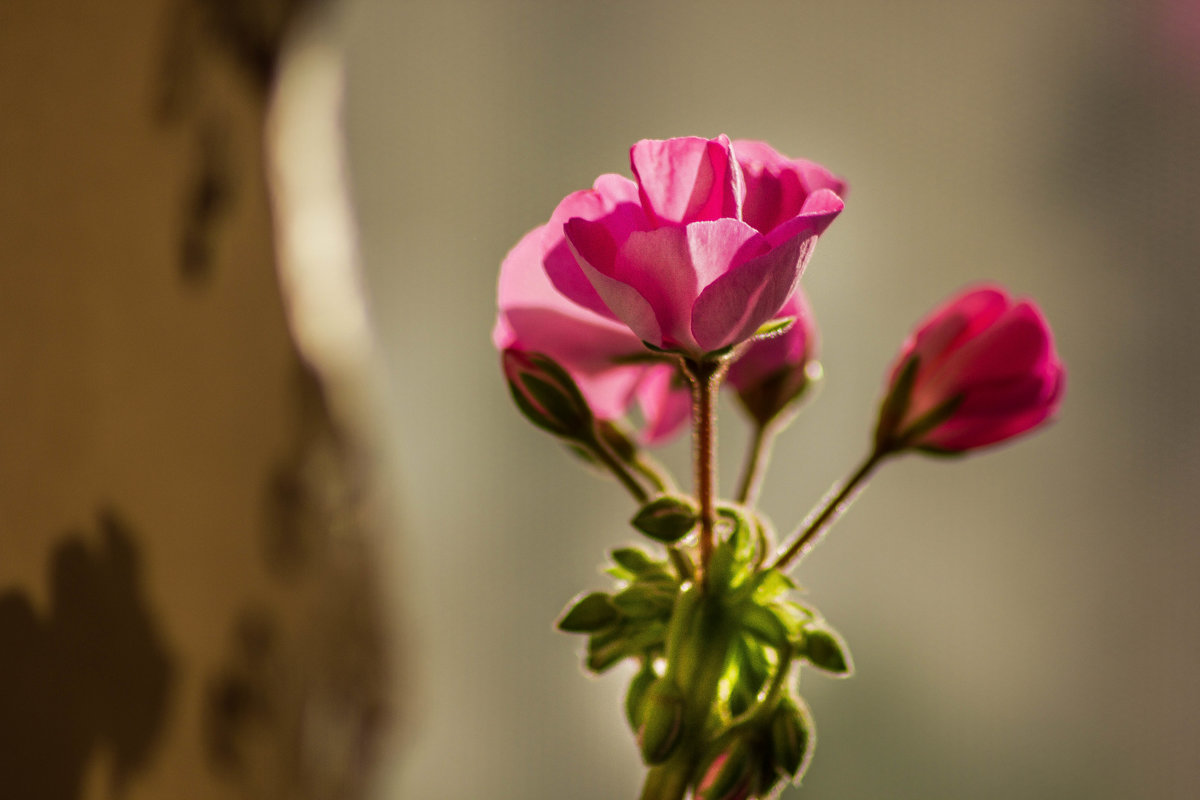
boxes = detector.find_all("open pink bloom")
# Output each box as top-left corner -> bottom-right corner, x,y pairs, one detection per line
880,285 -> 1065,452
733,139 -> 848,236
726,291 -> 818,425
494,215 -> 690,442
552,135 -> 844,357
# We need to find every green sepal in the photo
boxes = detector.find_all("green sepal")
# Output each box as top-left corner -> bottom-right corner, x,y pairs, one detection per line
728,636 -> 769,717
740,603 -> 791,651
748,569 -> 796,604
625,660 -> 658,730
632,495 -> 699,543
504,351 -> 595,441
638,677 -> 685,764
557,591 -> 620,633
752,316 -> 796,340
612,583 -> 676,619
586,619 -> 668,674
874,354 -> 919,451
770,697 -> 815,780
801,626 -> 853,677
708,506 -> 754,594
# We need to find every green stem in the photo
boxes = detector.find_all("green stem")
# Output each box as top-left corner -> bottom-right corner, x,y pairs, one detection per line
633,452 -> 678,494
770,448 -> 888,572
589,430 -> 650,504
734,420 -> 776,506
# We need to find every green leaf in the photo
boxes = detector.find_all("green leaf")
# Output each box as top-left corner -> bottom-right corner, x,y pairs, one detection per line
801,627 -> 853,676
753,316 -> 796,340
557,591 -> 619,633
632,495 -> 699,543
611,547 -> 660,576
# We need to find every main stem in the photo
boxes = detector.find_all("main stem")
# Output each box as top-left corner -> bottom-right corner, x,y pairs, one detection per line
683,358 -> 721,591
770,448 -> 888,571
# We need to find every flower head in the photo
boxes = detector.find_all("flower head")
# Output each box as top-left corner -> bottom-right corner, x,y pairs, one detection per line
875,285 -> 1065,453
551,135 -> 843,357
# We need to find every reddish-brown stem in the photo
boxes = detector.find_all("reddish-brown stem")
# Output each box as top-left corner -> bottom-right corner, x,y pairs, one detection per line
770,448 -> 888,571
682,358 -> 722,591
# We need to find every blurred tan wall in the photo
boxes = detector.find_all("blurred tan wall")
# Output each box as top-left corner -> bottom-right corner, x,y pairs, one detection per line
0,2 -> 388,799
344,1 -> 1200,799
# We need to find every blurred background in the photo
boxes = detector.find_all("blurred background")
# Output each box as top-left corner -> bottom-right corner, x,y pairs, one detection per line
3,1 -> 1199,799
342,1 -> 1200,799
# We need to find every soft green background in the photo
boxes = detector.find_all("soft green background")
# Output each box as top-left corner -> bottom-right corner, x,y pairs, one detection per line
341,2 -> 1200,798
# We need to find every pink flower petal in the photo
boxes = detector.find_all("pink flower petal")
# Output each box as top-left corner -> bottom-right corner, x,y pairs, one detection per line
690,195 -> 841,354
734,139 -> 848,235
630,135 -> 744,227
564,217 -> 664,347
496,224 -> 647,418
636,363 -> 692,444
542,174 -> 645,318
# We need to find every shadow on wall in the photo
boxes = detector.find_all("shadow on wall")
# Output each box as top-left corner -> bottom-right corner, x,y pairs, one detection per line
0,511 -> 174,800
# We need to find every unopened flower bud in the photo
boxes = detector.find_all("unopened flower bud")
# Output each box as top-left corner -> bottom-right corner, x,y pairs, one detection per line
502,348 -> 595,441
695,742 -> 755,800
728,292 -> 819,426
770,698 -> 815,780
638,677 -> 685,764
875,285 -> 1064,454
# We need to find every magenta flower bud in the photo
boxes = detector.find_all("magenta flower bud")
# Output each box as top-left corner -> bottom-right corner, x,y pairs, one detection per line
876,285 -> 1066,453
552,135 -> 844,357
727,291 -> 819,426
694,744 -> 755,800
502,348 -> 595,441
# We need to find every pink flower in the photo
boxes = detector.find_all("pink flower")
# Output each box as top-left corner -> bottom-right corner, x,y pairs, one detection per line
877,285 -> 1065,453
733,139 -> 848,236
726,291 -> 818,425
494,210 -> 689,443
550,135 -> 844,357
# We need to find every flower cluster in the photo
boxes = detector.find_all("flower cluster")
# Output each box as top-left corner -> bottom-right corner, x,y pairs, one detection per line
494,135 -> 1065,800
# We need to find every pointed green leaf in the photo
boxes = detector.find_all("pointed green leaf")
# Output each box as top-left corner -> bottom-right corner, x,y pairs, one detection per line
802,627 -> 853,676
632,495 -> 698,544
611,547 -> 659,575
557,591 -> 619,633
753,315 -> 796,340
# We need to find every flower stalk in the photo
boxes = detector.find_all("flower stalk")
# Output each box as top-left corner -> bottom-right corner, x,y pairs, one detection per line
682,357 -> 723,591
771,447 -> 888,572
